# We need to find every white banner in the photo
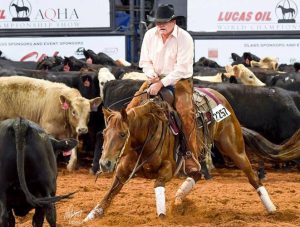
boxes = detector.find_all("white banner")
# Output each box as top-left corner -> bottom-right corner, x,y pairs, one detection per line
0,36 -> 125,62
188,0 -> 300,31
194,39 -> 300,66
0,0 -> 110,29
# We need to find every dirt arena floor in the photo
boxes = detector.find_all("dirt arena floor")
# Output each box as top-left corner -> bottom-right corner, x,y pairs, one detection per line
15,164 -> 300,227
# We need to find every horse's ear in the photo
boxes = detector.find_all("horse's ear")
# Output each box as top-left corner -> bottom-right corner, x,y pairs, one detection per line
102,107 -> 111,121
120,108 -> 128,122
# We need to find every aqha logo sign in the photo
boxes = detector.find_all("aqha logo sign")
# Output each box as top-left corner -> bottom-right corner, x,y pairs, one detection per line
9,0 -> 32,21
275,0 -> 298,23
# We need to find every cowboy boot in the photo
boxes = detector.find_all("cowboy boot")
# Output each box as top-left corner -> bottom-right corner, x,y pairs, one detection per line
175,80 -> 201,174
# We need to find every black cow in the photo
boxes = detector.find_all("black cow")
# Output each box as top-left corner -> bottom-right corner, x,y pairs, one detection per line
103,79 -> 144,110
193,65 -> 225,75
36,56 -> 64,71
231,52 -> 260,66
0,68 -> 100,99
194,57 -> 222,68
0,118 -> 77,227
0,58 -> 37,70
195,80 -> 300,144
277,62 -> 300,73
265,72 -> 300,92
83,49 -> 117,66
294,62 -> 300,72
247,68 -> 300,92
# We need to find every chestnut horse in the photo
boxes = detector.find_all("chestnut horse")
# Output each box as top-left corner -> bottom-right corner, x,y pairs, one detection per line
84,88 -> 276,222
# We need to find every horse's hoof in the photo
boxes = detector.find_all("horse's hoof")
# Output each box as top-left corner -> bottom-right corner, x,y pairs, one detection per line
172,200 -> 185,215
158,213 -> 166,219
174,197 -> 182,206
84,207 -> 104,222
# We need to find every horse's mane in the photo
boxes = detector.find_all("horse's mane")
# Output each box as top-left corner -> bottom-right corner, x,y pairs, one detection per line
132,100 -> 169,123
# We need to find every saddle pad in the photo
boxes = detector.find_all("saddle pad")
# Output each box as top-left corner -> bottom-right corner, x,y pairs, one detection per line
193,87 -> 219,114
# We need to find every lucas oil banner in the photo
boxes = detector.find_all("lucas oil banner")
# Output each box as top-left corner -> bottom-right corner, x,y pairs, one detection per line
188,0 -> 300,32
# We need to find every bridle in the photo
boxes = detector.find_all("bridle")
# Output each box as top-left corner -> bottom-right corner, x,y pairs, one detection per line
100,107 -> 168,184
123,113 -> 168,184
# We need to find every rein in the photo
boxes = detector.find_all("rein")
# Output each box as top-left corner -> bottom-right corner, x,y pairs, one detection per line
108,91 -> 148,109
118,112 -> 168,184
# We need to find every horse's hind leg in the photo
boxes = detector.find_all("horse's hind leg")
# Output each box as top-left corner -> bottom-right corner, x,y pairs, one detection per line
215,136 -> 276,213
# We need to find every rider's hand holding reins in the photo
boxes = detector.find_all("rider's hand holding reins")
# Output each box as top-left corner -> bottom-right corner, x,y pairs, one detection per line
147,80 -> 163,96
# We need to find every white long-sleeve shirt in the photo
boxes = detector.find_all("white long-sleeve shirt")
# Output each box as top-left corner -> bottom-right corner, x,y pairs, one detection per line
139,24 -> 194,87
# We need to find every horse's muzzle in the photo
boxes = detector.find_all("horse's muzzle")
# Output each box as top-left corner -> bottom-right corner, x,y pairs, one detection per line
99,159 -> 115,173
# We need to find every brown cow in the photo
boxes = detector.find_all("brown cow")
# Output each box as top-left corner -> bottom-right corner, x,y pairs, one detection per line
0,76 -> 102,171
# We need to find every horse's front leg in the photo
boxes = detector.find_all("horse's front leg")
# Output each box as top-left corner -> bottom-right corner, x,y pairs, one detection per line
154,160 -> 173,218
84,154 -> 135,222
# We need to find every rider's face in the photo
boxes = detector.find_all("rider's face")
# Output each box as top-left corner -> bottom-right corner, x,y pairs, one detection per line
156,20 -> 176,39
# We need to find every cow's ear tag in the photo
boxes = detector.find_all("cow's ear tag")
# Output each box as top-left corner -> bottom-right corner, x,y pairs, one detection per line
62,102 -> 69,110
86,57 -> 93,64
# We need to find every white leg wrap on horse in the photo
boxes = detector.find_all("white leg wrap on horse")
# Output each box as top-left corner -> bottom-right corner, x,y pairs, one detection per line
154,186 -> 166,216
83,205 -> 104,222
175,177 -> 195,200
257,186 -> 276,213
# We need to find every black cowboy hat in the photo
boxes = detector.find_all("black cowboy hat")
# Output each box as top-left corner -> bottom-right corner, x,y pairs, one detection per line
147,4 -> 177,23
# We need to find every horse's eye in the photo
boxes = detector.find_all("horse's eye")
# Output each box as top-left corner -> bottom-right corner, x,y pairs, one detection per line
120,132 -> 126,138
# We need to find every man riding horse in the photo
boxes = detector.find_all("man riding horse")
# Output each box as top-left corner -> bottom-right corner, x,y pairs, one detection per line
126,4 -> 201,212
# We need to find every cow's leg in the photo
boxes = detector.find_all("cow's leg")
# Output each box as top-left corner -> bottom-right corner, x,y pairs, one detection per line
200,159 -> 212,180
32,207 -> 45,227
294,159 -> 300,171
67,148 -> 77,171
258,160 -> 266,180
45,204 -> 56,227
7,209 -> 15,227
90,131 -> 103,174
154,160 -> 173,218
0,194 -> 9,227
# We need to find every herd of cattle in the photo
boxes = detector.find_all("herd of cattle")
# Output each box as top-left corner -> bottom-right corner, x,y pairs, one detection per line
0,49 -> 299,226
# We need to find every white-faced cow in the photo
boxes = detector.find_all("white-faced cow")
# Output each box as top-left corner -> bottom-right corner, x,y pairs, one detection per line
0,118 -> 77,227
0,76 -> 102,171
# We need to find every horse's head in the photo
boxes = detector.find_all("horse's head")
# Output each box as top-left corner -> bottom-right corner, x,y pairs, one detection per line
99,100 -> 168,173
100,107 -> 130,173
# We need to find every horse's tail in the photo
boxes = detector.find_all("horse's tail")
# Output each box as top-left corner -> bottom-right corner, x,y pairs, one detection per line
242,127 -> 300,162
